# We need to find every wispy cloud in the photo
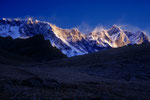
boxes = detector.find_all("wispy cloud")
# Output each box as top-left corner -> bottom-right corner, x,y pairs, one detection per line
144,27 -> 150,36
23,16 -> 57,23
93,25 -> 104,33
118,24 -> 141,32
76,22 -> 94,34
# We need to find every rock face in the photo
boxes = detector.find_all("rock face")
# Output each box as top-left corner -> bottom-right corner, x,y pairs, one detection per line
0,18 -> 150,57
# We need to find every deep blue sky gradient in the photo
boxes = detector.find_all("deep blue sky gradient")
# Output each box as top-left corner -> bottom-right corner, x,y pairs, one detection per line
0,0 -> 150,33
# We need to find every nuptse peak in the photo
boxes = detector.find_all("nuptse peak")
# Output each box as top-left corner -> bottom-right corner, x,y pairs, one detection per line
0,18 -> 149,57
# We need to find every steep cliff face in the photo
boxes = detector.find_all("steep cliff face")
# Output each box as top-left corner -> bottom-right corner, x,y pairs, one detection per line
0,18 -> 149,57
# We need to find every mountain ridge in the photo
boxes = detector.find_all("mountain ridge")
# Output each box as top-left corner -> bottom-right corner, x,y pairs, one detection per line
0,18 -> 150,57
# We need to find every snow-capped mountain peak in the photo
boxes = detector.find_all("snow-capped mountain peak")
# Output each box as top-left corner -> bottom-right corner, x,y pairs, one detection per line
0,18 -> 149,57
107,25 -> 122,35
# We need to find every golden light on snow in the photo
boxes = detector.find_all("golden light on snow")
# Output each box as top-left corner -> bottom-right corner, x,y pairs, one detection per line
35,19 -> 39,24
27,18 -> 33,24
2,18 -> 6,21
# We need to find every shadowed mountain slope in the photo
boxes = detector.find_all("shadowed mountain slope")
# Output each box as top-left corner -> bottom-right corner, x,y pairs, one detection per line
43,43 -> 150,68
0,35 -> 66,64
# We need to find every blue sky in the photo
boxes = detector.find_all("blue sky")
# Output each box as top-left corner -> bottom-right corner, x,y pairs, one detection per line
1,0 -> 150,33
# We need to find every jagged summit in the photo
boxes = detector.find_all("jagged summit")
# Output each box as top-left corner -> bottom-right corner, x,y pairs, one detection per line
0,18 -> 49,25
107,25 -> 122,35
0,18 -> 149,57
111,24 -> 121,29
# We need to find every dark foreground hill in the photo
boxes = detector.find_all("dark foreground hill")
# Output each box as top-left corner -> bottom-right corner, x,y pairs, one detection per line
46,43 -> 150,67
0,35 -> 66,64
0,43 -> 150,100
